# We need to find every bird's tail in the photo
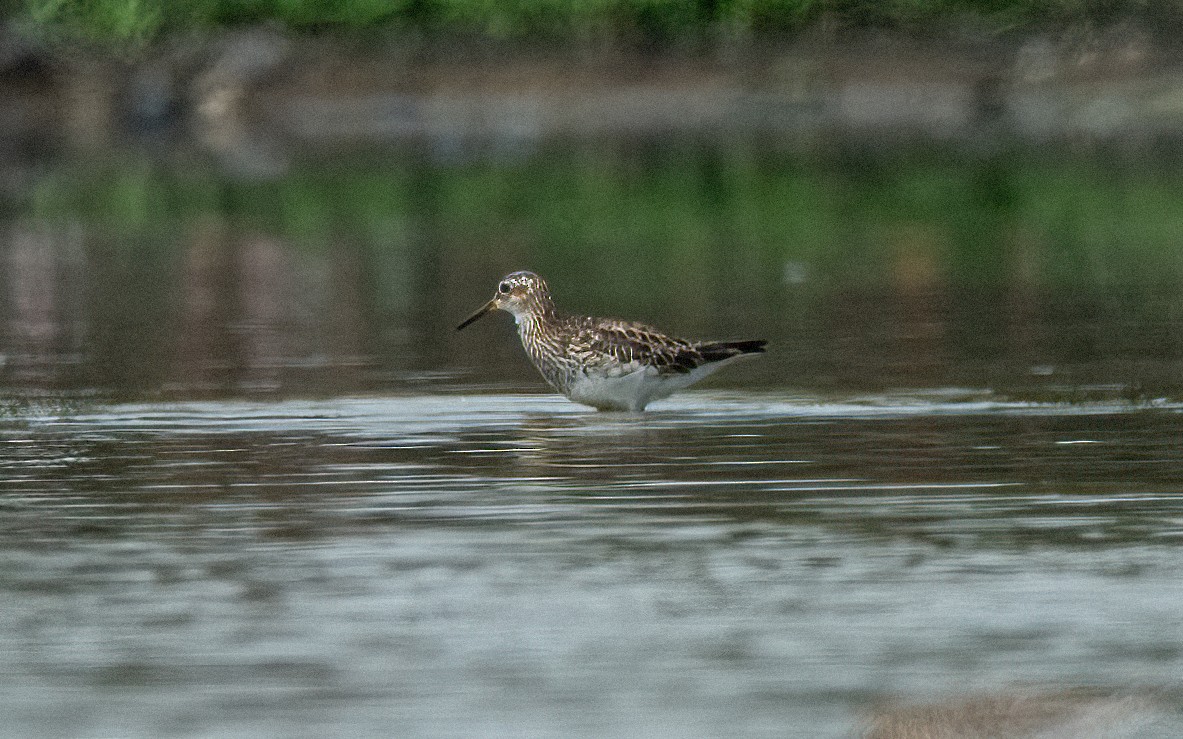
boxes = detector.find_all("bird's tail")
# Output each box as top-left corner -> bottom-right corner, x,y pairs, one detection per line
698,339 -> 767,362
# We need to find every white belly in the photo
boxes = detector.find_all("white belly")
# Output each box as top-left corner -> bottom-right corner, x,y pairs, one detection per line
566,363 -> 728,411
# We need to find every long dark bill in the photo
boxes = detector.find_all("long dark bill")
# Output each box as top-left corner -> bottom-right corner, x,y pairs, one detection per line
456,299 -> 496,331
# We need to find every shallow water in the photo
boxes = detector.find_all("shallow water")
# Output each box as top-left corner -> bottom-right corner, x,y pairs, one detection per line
2,391 -> 1181,737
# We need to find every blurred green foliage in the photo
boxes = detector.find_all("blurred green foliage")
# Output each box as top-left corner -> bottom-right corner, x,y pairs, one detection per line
11,0 -> 1183,46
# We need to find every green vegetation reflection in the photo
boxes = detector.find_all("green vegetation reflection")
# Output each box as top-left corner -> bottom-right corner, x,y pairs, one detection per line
24,142 -> 1183,294
9,140 -> 1183,398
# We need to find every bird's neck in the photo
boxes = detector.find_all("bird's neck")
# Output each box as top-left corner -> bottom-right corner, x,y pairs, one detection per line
516,305 -> 566,381
514,299 -> 559,330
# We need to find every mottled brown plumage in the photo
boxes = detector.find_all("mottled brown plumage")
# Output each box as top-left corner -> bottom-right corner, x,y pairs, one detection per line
457,271 -> 766,411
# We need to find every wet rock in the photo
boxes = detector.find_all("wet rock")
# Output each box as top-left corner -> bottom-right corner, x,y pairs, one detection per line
861,689 -> 1170,739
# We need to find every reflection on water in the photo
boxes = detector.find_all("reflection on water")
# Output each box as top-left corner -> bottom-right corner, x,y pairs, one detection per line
4,141 -> 1183,401
1,394 -> 1182,736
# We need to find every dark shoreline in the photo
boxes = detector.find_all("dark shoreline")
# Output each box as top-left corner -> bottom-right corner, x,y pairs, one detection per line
4,27 -> 1183,172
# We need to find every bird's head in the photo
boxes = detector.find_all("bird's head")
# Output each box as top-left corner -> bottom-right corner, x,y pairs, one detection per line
456,271 -> 553,330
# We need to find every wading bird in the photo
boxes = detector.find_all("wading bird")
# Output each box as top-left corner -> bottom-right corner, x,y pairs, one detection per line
457,271 -> 765,411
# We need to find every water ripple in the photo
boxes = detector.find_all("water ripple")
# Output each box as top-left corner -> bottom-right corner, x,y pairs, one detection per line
1,392 -> 1182,737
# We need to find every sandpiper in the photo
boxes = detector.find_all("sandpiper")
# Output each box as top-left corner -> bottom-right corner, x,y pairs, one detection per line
457,271 -> 766,411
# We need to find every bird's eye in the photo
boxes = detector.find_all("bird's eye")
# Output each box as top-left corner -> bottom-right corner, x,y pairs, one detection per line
498,282 -> 512,295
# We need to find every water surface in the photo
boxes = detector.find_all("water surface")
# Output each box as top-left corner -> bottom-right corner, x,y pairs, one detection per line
2,392 -> 1181,737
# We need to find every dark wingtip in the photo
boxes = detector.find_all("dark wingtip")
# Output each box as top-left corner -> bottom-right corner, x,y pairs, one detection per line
726,339 -> 767,354
697,339 -> 767,362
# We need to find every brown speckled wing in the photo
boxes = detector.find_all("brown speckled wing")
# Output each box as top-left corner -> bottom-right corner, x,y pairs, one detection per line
567,319 -> 704,375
